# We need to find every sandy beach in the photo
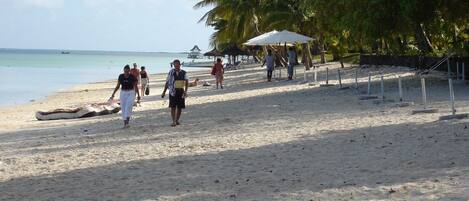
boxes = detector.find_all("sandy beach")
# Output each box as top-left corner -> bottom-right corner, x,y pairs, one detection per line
1,62 -> 469,201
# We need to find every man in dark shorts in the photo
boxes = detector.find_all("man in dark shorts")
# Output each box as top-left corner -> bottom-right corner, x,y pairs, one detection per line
161,59 -> 189,127
262,49 -> 276,82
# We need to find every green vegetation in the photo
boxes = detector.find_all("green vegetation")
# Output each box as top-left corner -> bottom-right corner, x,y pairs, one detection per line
195,0 -> 469,61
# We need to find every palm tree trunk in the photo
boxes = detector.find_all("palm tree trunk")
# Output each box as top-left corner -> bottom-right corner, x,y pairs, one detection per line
414,23 -> 433,54
302,43 -> 313,70
319,32 -> 326,63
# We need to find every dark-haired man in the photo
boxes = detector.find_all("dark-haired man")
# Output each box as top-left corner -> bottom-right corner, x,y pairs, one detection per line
262,49 -> 276,82
161,59 -> 189,127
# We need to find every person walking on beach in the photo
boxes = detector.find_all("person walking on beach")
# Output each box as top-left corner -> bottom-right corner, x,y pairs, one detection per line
262,49 -> 276,82
110,65 -> 140,128
211,58 -> 224,89
161,59 -> 189,127
287,47 -> 296,80
130,63 -> 141,95
140,66 -> 149,96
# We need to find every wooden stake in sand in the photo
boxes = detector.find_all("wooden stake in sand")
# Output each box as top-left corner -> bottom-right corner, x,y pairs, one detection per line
380,75 -> 385,100
326,67 -> 329,85
367,74 -> 372,95
304,66 -> 307,82
314,68 -> 318,83
319,68 -> 334,87
439,78 -> 469,120
359,74 -> 378,100
337,69 -> 349,90
449,78 -> 456,115
421,78 -> 427,109
371,73 -> 395,104
320,67 -> 335,87
398,76 -> 403,102
337,69 -> 342,88
411,77 -> 438,114
395,76 -> 412,107
355,69 -> 359,89
309,67 -> 318,86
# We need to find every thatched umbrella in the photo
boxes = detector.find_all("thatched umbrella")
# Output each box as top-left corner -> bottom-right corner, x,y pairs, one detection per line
221,45 -> 251,64
203,48 -> 224,57
221,45 -> 249,56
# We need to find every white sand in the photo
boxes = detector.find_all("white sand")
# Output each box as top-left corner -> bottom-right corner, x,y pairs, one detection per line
1,63 -> 469,201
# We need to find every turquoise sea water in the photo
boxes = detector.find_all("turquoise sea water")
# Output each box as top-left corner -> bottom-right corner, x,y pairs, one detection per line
0,49 -> 205,107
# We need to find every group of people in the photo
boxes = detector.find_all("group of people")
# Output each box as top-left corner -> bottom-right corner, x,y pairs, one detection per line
262,47 -> 297,81
110,63 -> 151,128
109,48 -> 295,128
110,60 -> 188,128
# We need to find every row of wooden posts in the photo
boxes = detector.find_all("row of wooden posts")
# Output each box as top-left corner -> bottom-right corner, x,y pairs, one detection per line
270,61 -> 466,117
448,61 -> 466,81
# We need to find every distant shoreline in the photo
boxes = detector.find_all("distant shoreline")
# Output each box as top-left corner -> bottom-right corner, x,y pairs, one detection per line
0,50 -> 211,108
0,66 -> 208,109
0,48 -> 190,55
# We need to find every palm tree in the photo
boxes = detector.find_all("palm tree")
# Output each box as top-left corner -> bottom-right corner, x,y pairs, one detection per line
194,0 -> 263,48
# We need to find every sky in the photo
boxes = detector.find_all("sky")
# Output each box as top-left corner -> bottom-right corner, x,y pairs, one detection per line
0,0 -> 214,52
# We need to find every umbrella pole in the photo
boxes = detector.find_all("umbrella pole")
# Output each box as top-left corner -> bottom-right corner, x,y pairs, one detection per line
285,43 -> 292,79
279,43 -> 282,79
303,43 -> 307,82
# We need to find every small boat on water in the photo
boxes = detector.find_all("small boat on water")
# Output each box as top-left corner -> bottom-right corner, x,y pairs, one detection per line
61,51 -> 70,54
182,61 -> 213,68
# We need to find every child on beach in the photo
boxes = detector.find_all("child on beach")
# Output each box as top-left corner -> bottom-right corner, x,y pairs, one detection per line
110,65 -> 141,128
211,58 -> 224,89
161,59 -> 189,127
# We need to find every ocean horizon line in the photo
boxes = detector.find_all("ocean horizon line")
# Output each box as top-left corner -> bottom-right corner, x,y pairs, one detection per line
0,48 -> 191,55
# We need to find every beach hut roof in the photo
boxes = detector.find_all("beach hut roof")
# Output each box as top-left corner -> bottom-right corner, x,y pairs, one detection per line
244,30 -> 314,46
203,48 -> 223,57
190,45 -> 201,52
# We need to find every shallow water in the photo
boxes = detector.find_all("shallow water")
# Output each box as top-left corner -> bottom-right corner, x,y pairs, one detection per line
0,49 -> 208,107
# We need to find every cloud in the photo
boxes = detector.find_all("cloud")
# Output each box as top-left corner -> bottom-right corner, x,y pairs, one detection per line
13,0 -> 65,8
82,0 -> 164,8
2,0 -> 175,9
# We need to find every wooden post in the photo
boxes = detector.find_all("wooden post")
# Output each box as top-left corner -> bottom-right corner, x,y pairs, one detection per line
337,69 -> 342,88
449,79 -> 456,115
380,75 -> 385,100
398,76 -> 403,102
421,78 -> 427,109
314,68 -> 318,83
355,69 -> 359,89
326,67 -> 329,85
367,74 -> 372,95
304,66 -> 307,82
